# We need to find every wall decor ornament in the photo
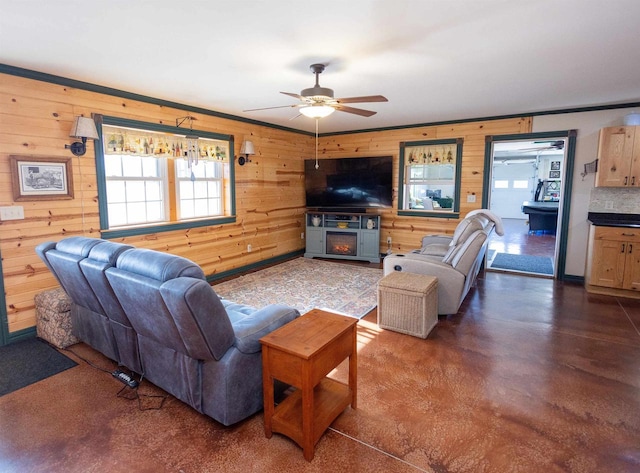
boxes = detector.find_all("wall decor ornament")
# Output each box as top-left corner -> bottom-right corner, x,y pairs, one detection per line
10,156 -> 74,201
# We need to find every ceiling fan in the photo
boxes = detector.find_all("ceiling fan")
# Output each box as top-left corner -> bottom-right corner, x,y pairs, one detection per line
516,140 -> 565,153
244,63 -> 388,119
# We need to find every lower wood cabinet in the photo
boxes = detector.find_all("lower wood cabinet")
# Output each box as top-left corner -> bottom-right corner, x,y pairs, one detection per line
588,226 -> 640,295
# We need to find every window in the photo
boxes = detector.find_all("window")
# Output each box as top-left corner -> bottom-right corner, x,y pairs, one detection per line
96,117 -> 235,237
398,138 -> 463,217
104,153 -> 166,226
175,158 -> 224,219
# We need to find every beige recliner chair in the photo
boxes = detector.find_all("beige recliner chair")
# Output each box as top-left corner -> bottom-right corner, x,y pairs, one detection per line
383,210 -> 503,315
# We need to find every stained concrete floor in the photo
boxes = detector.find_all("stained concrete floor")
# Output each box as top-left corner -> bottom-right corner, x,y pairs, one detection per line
1,271 -> 639,472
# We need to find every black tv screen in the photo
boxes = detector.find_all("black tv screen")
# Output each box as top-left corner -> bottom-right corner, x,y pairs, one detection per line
304,156 -> 393,210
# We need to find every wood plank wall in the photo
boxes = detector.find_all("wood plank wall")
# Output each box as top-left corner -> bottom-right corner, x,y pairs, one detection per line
317,118 -> 532,253
0,72 -> 531,334
0,73 -> 313,333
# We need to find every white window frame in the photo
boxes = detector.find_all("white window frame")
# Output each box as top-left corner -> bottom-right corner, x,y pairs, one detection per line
104,153 -> 168,227
175,158 -> 224,220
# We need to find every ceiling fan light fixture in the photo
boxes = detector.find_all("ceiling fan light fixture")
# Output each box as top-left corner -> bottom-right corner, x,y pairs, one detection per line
301,87 -> 334,99
299,104 -> 335,119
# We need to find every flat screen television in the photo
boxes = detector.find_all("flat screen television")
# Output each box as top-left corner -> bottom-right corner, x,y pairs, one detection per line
304,156 -> 393,211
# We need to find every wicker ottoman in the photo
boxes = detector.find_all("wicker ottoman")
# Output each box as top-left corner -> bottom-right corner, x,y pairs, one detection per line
377,272 -> 438,339
34,287 -> 78,349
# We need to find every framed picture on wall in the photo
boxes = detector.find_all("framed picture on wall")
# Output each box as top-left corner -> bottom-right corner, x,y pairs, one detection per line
549,170 -> 561,179
10,156 -> 74,201
551,161 -> 561,170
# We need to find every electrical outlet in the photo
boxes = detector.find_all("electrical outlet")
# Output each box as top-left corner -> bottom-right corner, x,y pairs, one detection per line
0,206 -> 24,221
387,236 -> 392,245
247,244 -> 252,252
301,232 -> 305,240
467,194 -> 476,203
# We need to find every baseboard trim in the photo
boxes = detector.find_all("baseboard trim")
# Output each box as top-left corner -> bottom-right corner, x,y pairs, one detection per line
206,250 -> 304,283
585,283 -> 640,299
561,274 -> 584,284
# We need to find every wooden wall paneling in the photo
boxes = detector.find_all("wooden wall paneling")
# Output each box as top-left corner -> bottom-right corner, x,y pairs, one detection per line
0,71 -> 530,334
318,117 -> 532,254
0,73 -> 312,333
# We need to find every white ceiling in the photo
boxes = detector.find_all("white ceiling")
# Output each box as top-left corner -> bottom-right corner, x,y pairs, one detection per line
1,0 -> 640,134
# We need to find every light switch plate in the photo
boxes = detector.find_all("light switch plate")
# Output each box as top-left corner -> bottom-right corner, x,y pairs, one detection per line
467,194 -> 476,203
0,206 -> 25,221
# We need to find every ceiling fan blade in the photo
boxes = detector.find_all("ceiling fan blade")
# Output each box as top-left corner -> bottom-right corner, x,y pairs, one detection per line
243,104 -> 300,112
280,91 -> 305,100
334,95 -> 388,104
334,104 -> 377,117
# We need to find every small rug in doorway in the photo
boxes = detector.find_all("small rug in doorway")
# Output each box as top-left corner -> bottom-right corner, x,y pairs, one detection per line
213,257 -> 383,319
0,338 -> 77,396
490,252 -> 554,275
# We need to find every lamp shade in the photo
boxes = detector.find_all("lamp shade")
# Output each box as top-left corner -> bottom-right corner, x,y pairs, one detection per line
299,105 -> 336,119
240,140 -> 255,155
69,116 -> 99,140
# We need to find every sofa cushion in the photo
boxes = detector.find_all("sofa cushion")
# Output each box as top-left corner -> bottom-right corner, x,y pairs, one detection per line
116,248 -> 205,281
416,243 -> 450,256
449,216 -> 485,247
450,230 -> 487,275
159,278 -> 235,361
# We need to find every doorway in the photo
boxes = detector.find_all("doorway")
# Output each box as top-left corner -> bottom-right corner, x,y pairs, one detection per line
485,136 -> 567,277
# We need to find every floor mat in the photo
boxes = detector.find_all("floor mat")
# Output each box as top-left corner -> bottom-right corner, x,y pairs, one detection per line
489,252 -> 554,275
0,338 -> 77,396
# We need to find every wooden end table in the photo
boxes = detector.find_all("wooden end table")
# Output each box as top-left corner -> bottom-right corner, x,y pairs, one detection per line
260,308 -> 358,461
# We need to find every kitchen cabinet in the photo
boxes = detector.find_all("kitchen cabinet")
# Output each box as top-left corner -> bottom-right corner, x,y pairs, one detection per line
588,226 -> 640,292
596,126 -> 640,187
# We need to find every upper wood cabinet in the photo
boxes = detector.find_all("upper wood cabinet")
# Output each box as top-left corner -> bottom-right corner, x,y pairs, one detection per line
596,126 -> 640,187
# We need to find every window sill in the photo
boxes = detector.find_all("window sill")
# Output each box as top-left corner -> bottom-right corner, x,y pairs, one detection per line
101,216 -> 236,239
397,210 -> 460,219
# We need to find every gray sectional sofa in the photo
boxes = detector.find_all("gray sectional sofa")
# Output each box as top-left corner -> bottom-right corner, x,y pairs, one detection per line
36,237 -> 300,426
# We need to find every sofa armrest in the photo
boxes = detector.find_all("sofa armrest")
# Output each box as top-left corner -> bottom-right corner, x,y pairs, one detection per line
411,235 -> 453,257
224,302 -> 300,354
384,254 -> 465,281
383,253 -> 467,315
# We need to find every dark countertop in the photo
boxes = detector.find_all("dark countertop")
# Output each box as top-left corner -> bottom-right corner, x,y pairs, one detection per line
588,212 -> 640,228
522,201 -> 559,213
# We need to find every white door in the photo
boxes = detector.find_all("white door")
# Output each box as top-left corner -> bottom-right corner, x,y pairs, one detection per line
491,162 -> 536,219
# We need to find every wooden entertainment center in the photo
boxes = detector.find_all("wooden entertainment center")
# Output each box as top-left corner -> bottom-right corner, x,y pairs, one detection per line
304,212 -> 381,263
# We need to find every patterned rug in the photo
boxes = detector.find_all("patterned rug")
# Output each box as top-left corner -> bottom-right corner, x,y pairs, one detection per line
213,258 -> 383,318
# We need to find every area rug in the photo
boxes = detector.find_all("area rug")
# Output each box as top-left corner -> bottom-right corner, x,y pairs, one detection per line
490,252 -> 554,275
213,258 -> 383,318
0,338 -> 77,396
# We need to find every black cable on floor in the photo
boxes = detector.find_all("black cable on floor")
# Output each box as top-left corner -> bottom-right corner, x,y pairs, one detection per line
63,346 -> 113,374
116,383 -> 167,411
64,346 -> 167,411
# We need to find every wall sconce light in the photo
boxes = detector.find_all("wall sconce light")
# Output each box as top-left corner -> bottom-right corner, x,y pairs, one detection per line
238,140 -> 255,166
66,116 -> 99,156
